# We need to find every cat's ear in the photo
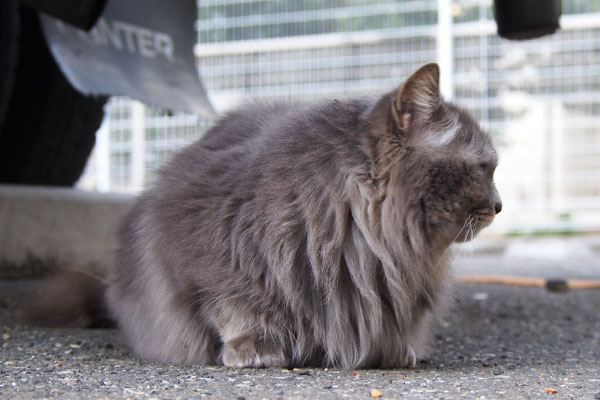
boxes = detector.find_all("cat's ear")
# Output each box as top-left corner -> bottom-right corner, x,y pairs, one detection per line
392,63 -> 441,130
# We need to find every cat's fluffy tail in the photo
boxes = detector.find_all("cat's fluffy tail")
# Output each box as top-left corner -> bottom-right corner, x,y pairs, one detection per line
24,269 -> 115,328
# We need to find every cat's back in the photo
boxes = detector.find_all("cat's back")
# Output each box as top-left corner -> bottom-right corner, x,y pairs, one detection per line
157,98 -> 369,194
198,101 -> 296,151
199,97 -> 370,154
149,102 -> 291,197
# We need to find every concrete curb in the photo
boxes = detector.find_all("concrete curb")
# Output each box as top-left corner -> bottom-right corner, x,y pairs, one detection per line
0,185 -> 133,278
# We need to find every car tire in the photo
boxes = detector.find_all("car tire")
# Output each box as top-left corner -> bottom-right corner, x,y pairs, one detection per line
0,4 -> 107,186
0,0 -> 19,128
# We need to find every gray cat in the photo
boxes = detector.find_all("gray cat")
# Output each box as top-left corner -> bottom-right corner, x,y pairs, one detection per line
29,63 -> 501,369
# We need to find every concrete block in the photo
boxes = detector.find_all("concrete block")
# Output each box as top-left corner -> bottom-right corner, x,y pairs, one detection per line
0,185 -> 133,278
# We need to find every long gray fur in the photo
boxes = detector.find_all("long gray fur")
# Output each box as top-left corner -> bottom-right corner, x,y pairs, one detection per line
105,63 -> 502,368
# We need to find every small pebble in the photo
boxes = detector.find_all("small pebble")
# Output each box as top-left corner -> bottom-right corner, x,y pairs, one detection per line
292,368 -> 310,376
371,389 -> 383,398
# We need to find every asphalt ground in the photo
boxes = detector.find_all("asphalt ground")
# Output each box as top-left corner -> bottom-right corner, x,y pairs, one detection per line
1,240 -> 599,399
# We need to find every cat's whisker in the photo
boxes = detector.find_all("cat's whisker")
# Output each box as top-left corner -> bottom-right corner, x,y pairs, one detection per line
459,216 -> 477,252
456,215 -> 472,243
467,215 -> 477,257
433,216 -> 471,271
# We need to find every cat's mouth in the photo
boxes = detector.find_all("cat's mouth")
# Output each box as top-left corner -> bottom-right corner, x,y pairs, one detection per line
454,208 -> 495,242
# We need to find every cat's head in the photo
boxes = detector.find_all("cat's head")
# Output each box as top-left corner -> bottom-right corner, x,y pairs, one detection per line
366,63 -> 501,245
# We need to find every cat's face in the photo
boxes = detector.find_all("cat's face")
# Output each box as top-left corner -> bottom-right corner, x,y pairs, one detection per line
409,103 -> 502,243
372,63 -> 501,244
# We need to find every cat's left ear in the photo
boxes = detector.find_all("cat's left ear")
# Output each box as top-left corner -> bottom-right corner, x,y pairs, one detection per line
392,63 -> 441,130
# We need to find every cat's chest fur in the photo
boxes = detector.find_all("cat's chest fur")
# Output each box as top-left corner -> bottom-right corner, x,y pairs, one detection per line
105,63 -> 501,368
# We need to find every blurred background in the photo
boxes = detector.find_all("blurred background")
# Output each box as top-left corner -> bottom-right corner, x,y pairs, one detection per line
77,0 -> 600,237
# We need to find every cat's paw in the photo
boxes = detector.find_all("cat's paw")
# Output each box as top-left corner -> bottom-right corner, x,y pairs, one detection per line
403,345 -> 417,368
221,335 -> 289,368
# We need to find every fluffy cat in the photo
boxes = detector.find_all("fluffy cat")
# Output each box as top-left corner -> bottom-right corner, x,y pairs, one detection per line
30,63 -> 502,369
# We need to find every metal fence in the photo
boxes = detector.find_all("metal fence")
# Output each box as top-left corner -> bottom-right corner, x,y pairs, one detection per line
78,0 -> 600,234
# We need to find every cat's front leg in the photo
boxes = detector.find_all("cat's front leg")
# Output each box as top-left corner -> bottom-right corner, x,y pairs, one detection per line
221,334 -> 291,368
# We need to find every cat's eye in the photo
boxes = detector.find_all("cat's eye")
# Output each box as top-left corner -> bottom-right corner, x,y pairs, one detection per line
478,163 -> 488,172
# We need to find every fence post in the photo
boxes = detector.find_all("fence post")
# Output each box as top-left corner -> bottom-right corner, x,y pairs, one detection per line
437,0 -> 454,100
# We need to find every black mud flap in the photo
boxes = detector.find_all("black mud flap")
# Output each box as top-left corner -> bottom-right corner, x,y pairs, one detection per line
40,0 -> 216,117
494,0 -> 561,40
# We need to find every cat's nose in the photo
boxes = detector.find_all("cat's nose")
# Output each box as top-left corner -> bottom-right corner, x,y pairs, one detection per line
494,201 -> 502,215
